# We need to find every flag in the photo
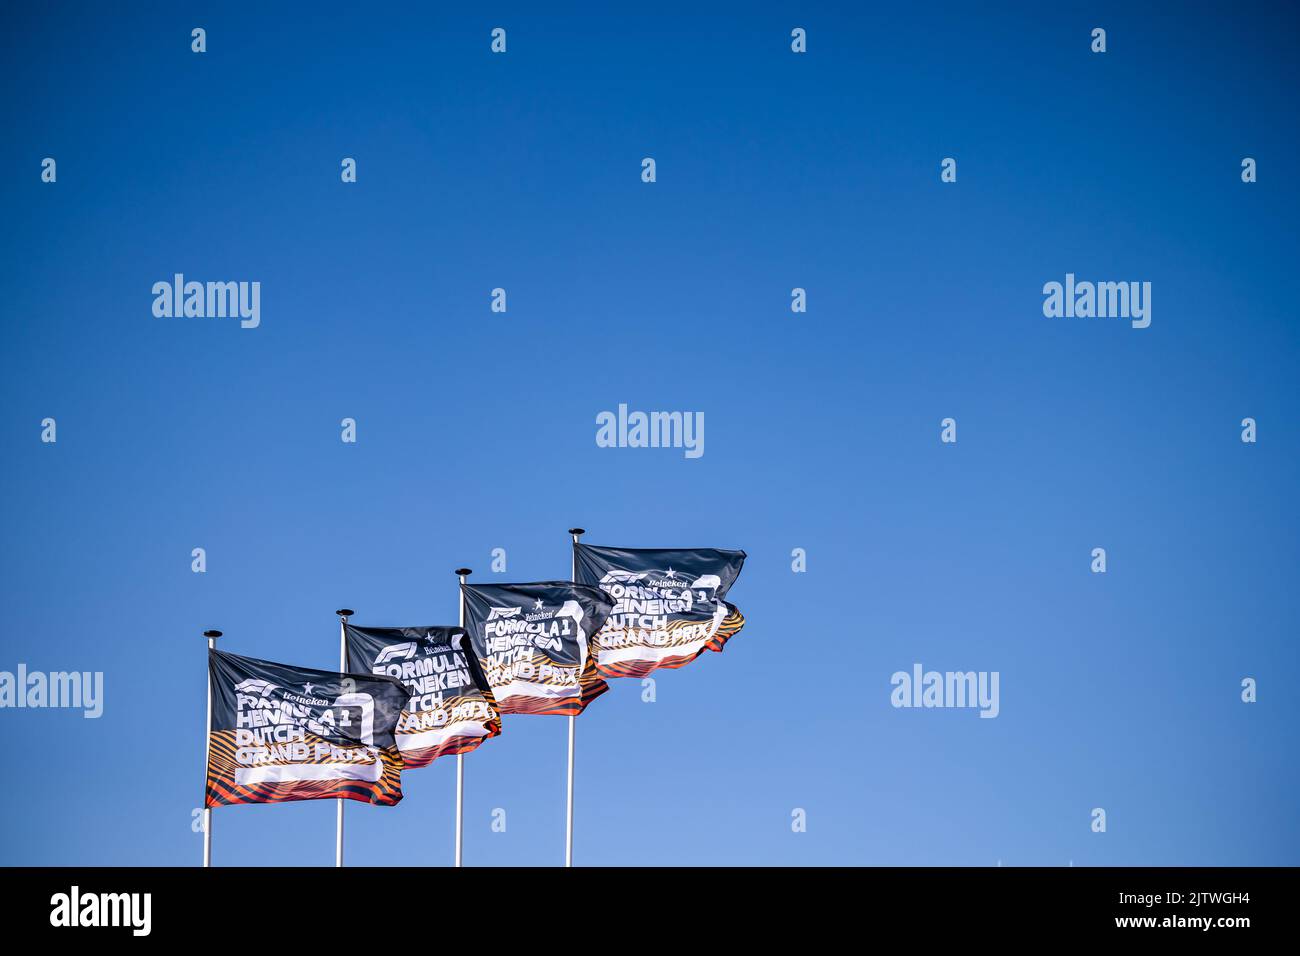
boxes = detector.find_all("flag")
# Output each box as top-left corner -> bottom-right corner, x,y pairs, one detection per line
574,544 -> 747,678
205,649 -> 408,808
344,624 -> 501,767
459,582 -> 612,716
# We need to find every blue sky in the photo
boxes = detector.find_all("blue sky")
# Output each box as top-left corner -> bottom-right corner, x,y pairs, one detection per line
1,2 -> 1297,866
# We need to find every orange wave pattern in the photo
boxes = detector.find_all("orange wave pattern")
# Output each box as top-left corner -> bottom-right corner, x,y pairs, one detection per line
204,729 -> 403,808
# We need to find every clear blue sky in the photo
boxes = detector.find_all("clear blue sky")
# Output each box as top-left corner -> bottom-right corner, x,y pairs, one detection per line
1,2 -> 1297,866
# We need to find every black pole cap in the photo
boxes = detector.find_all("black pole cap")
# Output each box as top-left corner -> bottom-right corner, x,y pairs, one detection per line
335,609 -> 354,618
203,630 -> 222,639
454,568 -> 472,576
568,528 -> 585,536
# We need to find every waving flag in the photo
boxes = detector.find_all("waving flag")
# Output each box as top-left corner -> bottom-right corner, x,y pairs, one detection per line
344,624 -> 501,767
574,544 -> 747,678
205,649 -> 408,808
459,582 -> 612,716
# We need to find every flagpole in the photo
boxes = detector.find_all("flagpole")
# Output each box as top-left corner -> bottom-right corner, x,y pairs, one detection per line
334,609 -> 353,868
454,568 -> 472,867
566,527 -> 584,868
202,628 -> 222,868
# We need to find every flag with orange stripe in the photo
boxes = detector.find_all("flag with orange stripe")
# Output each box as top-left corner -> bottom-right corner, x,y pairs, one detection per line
460,582 -> 612,716
345,624 -> 501,768
574,544 -> 747,679
205,649 -> 408,809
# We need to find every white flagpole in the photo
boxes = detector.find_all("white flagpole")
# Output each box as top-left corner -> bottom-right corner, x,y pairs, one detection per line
566,527 -> 585,867
202,628 -> 222,868
454,568 -> 472,867
334,609 -> 353,867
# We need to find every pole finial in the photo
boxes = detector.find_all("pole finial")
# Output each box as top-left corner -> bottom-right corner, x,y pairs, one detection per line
454,567 -> 472,577
203,629 -> 222,639
568,528 -> 585,536
335,608 -> 354,618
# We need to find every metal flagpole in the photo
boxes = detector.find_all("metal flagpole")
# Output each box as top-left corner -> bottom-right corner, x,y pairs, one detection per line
565,527 -> 585,867
202,628 -> 222,868
334,609 -> 353,867
454,568 -> 473,867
